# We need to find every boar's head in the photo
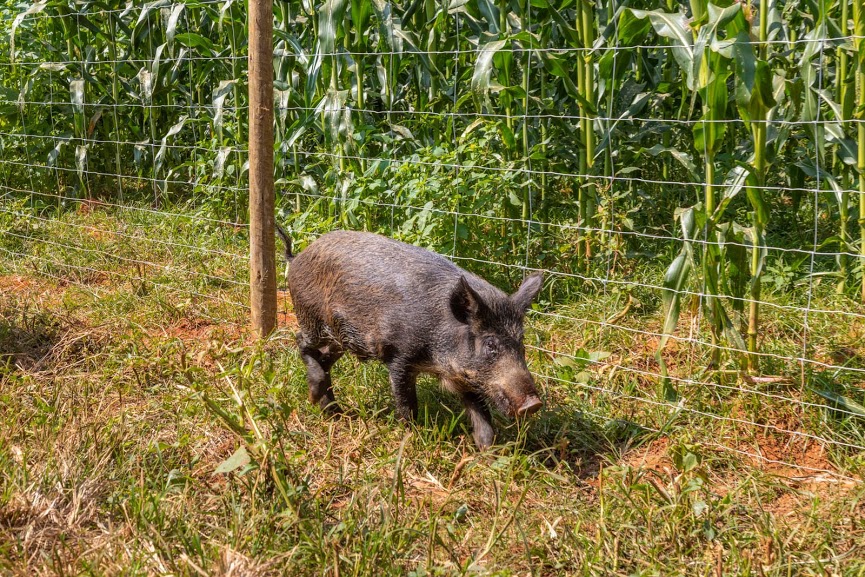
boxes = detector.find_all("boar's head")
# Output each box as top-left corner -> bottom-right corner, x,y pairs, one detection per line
447,272 -> 544,418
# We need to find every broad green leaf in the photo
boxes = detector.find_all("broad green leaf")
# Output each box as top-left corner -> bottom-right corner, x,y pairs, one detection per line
10,1 -> 48,61
661,252 -> 691,338
305,48 -> 323,106
319,0 -> 349,54
75,145 -> 88,183
166,4 -> 185,56
744,180 -> 770,228
643,144 -> 700,180
812,390 -> 865,418
694,67 -> 730,156
214,446 -> 251,474
471,39 -> 507,111
815,88 -> 845,122
617,9 -> 651,46
213,147 -> 231,180
718,223 -> 749,307
717,305 -> 747,355
497,120 -> 516,150
174,33 -> 216,54
595,92 -> 651,156
628,9 -> 694,87
547,3 -> 580,47
711,165 -> 749,224
706,2 -> 741,29
212,80 -> 235,135
797,161 -> 844,205
825,124 -> 857,167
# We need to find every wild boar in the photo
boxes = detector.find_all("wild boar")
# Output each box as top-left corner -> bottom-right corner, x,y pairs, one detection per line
278,227 -> 543,449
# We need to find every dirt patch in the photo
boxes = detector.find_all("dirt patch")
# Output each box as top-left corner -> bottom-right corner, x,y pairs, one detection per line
161,316 -> 244,344
622,436 -> 674,475
720,432 -> 863,520
0,275 -> 37,294
0,275 -> 62,304
75,199 -> 109,216
746,432 -> 835,477
758,475 -> 860,526
276,290 -> 297,330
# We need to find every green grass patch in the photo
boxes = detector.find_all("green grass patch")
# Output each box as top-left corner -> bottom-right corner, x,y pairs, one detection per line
0,206 -> 864,576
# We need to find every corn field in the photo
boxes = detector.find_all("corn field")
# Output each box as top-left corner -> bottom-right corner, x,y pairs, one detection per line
2,0 -> 865,475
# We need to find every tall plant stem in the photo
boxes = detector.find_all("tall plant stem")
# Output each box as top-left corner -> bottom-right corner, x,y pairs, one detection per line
108,14 -> 123,201
500,0 -> 513,154
746,0 -> 769,371
856,0 -> 865,302
579,0 -> 596,261
540,69 -> 547,211
705,154 -> 720,365
576,0 -> 587,260
522,28 -> 530,221
838,0 -> 851,292
746,127 -> 765,368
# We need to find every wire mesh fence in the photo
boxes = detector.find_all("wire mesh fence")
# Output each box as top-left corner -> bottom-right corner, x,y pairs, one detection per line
1,0 -> 864,480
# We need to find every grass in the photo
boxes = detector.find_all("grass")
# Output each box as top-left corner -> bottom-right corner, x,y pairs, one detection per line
1,202 -> 864,576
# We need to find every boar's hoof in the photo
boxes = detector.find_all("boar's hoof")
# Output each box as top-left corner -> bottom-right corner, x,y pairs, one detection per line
319,398 -> 343,417
516,396 -> 543,417
473,428 -> 495,450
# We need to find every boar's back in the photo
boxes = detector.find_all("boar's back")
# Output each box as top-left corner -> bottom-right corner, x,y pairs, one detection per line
287,230 -> 503,358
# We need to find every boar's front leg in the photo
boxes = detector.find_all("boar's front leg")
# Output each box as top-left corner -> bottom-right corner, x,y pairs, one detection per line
461,392 -> 494,449
297,332 -> 343,414
387,361 -> 418,422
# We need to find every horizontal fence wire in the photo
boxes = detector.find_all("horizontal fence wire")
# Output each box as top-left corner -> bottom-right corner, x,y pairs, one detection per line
5,152 -> 865,198
1,0 -> 863,484
5,100 -> 865,129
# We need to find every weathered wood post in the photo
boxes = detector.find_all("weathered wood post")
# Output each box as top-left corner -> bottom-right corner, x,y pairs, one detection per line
248,0 -> 276,337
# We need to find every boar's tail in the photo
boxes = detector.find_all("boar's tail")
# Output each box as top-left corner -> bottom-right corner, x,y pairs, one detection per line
275,223 -> 294,262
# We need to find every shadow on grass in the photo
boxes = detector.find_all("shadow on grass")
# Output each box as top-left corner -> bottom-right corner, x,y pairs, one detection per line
285,354 -> 652,480
0,305 -> 62,373
0,303 -> 104,375
410,382 -> 652,480
522,404 -> 653,478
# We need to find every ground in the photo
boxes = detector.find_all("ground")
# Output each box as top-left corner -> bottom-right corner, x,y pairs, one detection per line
1,206 -> 864,576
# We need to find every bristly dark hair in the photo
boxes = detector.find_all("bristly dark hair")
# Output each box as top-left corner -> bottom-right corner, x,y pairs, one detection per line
275,223 -> 293,262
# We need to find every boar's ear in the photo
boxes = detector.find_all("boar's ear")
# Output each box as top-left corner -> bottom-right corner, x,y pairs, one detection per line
511,272 -> 543,312
450,276 -> 485,325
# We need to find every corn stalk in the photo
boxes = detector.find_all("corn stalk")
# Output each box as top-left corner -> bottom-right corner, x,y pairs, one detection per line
837,0 -> 853,292
734,0 -> 776,371
577,0 -> 597,261
856,0 -> 865,302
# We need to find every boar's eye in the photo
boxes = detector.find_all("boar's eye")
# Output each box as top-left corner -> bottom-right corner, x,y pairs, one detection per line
482,337 -> 499,358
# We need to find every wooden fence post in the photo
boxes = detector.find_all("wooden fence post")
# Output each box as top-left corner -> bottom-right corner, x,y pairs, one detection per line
248,0 -> 276,337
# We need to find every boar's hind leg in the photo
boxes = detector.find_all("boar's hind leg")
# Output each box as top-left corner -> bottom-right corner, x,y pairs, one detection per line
297,333 -> 343,414
461,392 -> 494,449
387,361 -> 418,422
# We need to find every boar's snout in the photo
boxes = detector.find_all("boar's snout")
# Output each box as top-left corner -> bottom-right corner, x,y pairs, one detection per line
488,358 -> 542,418
516,395 -> 543,417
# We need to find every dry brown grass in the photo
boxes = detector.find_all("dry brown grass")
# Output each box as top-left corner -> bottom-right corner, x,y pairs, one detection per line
1,212 -> 864,576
